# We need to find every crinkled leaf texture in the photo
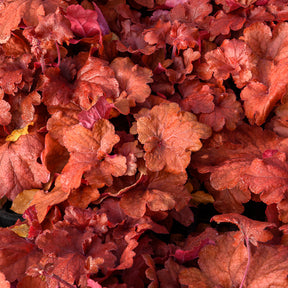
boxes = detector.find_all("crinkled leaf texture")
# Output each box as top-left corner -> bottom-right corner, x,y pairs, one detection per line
119,170 -> 191,218
191,124 -> 288,213
180,231 -> 288,288
136,102 -> 211,173
0,134 -> 50,199
60,119 -> 124,192
1,0 -> 288,287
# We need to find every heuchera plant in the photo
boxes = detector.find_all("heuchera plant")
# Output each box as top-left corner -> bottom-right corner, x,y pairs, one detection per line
1,0 -> 288,287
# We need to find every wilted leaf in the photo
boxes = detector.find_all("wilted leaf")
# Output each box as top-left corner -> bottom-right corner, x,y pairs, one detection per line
191,190 -> 214,206
9,223 -> 29,238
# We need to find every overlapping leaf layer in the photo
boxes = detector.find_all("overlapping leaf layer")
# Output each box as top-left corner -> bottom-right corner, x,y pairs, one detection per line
1,0 -> 288,287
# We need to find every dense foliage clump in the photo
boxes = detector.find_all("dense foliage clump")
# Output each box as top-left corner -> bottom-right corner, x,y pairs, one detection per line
0,0 -> 288,287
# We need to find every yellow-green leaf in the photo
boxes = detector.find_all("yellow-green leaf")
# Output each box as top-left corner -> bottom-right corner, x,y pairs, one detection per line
11,189 -> 38,214
6,122 -> 34,142
191,190 -> 214,206
9,223 -> 29,238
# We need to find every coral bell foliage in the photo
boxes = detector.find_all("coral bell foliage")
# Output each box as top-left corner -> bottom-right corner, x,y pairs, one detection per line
1,0 -> 288,287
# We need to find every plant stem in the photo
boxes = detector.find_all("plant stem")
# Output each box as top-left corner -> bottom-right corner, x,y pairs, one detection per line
239,235 -> 251,288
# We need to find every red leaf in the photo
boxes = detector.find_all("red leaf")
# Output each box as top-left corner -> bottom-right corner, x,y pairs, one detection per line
41,67 -> 74,107
198,231 -> 247,287
174,227 -> 218,263
33,8 -> 73,45
29,185 -> 69,223
199,87 -> 243,132
211,213 -> 275,245
0,54 -> 33,95
73,56 -> 119,110
9,91 -> 41,128
205,39 -> 254,88
84,154 -> 127,189
240,22 -> 288,125
216,0 -> 257,12
0,99 -> 11,126
268,103 -> 288,137
143,254 -> 159,288
110,57 -> 153,107
157,258 -> 182,288
87,279 -> 103,288
0,0 -> 45,44
23,205 -> 42,239
168,22 -> 199,51
191,124 -> 288,213
244,157 -> 288,205
169,0 -> 212,26
60,120 -> 121,191
143,20 -> 171,49
0,228 -> 42,282
0,134 -> 50,199
179,267 -> 211,288
120,170 -> 190,218
67,186 -> 100,209
66,4 -> 106,41
136,103 -> 211,173
78,96 -> 115,129
116,22 -> 156,55
179,79 -> 215,114
63,206 -> 109,234
46,109 -> 80,147
183,231 -> 288,288
245,244 -> 288,287
42,133 -> 70,175
209,10 -> 245,40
